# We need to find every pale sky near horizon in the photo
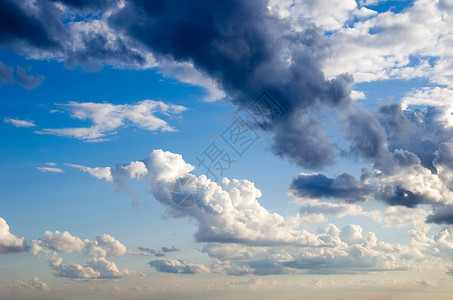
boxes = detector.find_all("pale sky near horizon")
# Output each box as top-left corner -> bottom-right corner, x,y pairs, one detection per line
1,0 -> 453,299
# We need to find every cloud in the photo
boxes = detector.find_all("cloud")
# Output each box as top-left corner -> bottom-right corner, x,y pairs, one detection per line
8,277 -> 50,291
1,0 -> 355,169
65,164 -> 112,181
283,99 -> 453,224
1,219 -> 145,281
32,230 -> 131,258
137,246 -> 178,257
1,0 -> 224,100
434,140 -> 453,188
37,167 -> 64,173
0,61 -> 44,89
111,0 -> 354,170
0,0 -> 59,51
41,231 -> 86,253
269,0 -> 359,31
290,172 -> 374,202
0,217 -> 28,254
157,60 -> 226,102
3,117 -> 36,128
142,150 -> 340,247
74,149 -> 428,275
1,0 -> 452,176
149,259 -> 209,274
5,0 -> 453,276
402,87 -> 453,110
344,108 -> 388,161
93,234 -> 127,257
50,256 -> 124,279
204,223 -> 412,275
321,0 -> 453,88
38,100 -> 187,141
161,246 -> 179,253
28,229 -> 145,280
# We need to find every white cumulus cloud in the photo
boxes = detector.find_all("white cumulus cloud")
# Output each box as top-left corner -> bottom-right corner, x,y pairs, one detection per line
0,217 -> 28,254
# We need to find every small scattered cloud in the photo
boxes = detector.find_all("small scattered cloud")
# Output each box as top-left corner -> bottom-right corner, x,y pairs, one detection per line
0,61 -> 44,89
149,259 -> 209,274
37,167 -> 64,173
3,118 -> 36,128
137,246 -> 179,257
65,164 -> 112,181
350,90 -> 366,100
161,246 -> 179,253
8,277 -> 50,291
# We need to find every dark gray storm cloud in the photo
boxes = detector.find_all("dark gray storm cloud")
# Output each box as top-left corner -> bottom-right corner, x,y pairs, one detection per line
109,0 -> 353,169
295,102 -> 453,223
49,0 -> 116,11
343,109 -> 388,162
427,206 -> 453,224
0,0 -> 59,50
378,104 -> 453,173
0,0 -> 354,169
290,172 -> 374,202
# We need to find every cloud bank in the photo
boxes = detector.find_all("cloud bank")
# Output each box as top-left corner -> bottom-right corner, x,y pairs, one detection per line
69,149 -> 453,275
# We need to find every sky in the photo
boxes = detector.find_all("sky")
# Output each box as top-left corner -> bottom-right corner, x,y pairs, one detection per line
1,0 -> 453,299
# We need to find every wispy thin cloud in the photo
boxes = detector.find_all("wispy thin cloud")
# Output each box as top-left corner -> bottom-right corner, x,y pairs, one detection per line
4,117 -> 36,128
37,100 -> 187,142
37,167 -> 64,173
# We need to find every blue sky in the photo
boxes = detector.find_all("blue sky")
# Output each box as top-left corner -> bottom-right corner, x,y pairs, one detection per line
1,0 -> 453,299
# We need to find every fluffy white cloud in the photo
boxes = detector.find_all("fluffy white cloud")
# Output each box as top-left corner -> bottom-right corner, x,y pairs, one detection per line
28,229 -> 145,280
0,217 -> 28,254
94,234 -> 128,257
49,256 -> 125,279
204,223 -> 413,275
149,258 -> 210,274
381,206 -> 431,229
402,87 -> 453,127
322,0 -> 453,87
37,100 -> 187,141
402,87 -> 453,109
41,231 -> 85,253
377,156 -> 453,206
75,149 -> 442,275
139,150 -> 336,247
269,0 -> 453,90
32,230 -> 131,258
3,117 -> 36,128
268,0 -> 360,31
